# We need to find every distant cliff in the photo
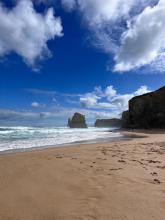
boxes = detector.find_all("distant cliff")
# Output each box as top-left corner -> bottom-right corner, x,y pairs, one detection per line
68,112 -> 87,128
95,118 -> 121,128
122,86 -> 165,128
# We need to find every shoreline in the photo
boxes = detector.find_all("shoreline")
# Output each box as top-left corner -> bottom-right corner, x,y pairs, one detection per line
0,130 -> 165,219
0,129 -> 151,156
0,133 -> 127,156
0,126 -> 122,154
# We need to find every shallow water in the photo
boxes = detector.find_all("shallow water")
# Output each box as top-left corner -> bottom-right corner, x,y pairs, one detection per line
0,126 -> 122,152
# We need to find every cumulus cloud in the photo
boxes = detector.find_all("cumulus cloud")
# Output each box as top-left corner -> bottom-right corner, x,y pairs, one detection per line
80,93 -> 100,108
26,85 -> 151,120
114,0 -> 165,72
0,0 -> 63,68
0,85 -> 151,125
61,0 -> 165,72
61,0 -> 135,24
61,0 -> 139,54
105,86 -> 117,99
3,0 -> 162,72
80,85 -> 151,113
134,85 -> 150,96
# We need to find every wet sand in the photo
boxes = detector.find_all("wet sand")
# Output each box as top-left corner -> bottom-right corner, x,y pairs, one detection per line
0,130 -> 165,220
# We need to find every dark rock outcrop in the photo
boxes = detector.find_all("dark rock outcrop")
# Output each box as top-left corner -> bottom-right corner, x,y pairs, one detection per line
121,111 -> 130,128
122,86 -> 165,128
95,118 -> 121,128
68,112 -> 87,128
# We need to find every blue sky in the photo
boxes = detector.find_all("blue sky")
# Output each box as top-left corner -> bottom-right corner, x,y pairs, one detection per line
0,0 -> 165,126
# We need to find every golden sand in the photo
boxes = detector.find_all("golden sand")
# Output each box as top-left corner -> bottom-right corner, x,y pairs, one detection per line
0,130 -> 165,220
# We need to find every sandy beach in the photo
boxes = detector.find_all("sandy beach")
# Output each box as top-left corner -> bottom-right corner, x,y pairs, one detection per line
0,130 -> 165,220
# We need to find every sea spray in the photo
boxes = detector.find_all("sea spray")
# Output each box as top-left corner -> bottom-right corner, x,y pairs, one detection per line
0,126 -> 122,152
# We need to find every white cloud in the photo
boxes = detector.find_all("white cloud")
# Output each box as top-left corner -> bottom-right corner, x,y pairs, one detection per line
31,101 -> 45,108
105,86 -> 117,98
61,0 -> 135,24
3,0 -> 162,72
42,107 -> 117,119
0,107 -> 119,126
61,0 -> 139,55
0,0 -> 63,68
0,85 -> 151,125
114,0 -> 165,72
134,85 -> 150,96
80,85 -> 151,113
0,109 -> 39,120
61,0 -> 165,72
80,93 -> 100,107
110,94 -> 133,111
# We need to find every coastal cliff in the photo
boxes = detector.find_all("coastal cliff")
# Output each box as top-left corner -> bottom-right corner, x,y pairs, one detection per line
95,118 -> 121,128
68,112 -> 87,128
122,86 -> 165,128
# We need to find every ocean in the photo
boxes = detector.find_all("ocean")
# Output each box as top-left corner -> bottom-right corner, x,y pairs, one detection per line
0,126 -> 122,152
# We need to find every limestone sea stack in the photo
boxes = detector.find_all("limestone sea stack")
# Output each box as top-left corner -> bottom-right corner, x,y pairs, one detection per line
122,86 -> 165,128
68,112 -> 87,128
95,118 -> 121,128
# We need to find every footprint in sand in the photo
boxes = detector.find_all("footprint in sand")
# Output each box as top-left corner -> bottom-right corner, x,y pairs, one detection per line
101,149 -> 107,156
118,159 -> 126,163
109,168 -> 123,171
157,165 -> 165,169
56,155 -> 63,159
153,179 -> 161,184
96,157 -> 106,161
150,172 -> 158,176
148,160 -> 161,164
131,159 -> 144,165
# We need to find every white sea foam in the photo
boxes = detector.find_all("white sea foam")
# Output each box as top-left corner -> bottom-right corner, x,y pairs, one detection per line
0,126 -> 122,152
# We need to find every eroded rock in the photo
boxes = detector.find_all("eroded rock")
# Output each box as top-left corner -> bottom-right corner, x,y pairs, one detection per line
122,86 -> 165,128
68,112 -> 87,128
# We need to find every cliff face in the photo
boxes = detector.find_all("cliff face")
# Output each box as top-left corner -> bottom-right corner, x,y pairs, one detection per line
95,118 -> 121,128
121,111 -> 130,128
68,112 -> 87,128
122,86 -> 165,128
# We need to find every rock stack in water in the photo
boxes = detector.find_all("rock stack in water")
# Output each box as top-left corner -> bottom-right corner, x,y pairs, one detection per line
68,112 -> 87,128
122,86 -> 165,128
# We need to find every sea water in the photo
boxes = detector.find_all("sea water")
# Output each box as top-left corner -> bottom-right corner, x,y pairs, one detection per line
0,126 -> 122,152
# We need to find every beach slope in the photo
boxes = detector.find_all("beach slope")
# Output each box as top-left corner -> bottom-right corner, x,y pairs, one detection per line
0,131 -> 165,220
